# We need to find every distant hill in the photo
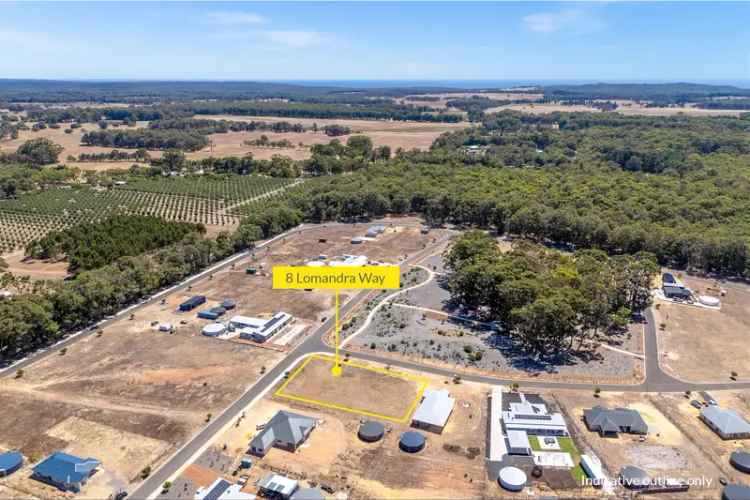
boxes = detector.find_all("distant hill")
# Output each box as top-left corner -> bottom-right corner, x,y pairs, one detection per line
543,82 -> 750,101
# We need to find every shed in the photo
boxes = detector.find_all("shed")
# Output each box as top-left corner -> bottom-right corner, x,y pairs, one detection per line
663,285 -> 691,300
730,451 -> 750,474
290,488 -> 325,500
580,454 -> 606,487
202,323 -> 226,337
0,451 -> 23,477
619,466 -> 650,489
662,272 -> 677,284
32,452 -> 100,492
221,299 -> 236,310
358,420 -> 385,443
399,431 -> 426,453
498,466 -> 527,492
411,389 -> 455,433
179,295 -> 206,311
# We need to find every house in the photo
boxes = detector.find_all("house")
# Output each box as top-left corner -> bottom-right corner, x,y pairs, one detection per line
411,389 -> 455,433
663,285 -> 691,300
488,389 -> 569,462
700,406 -> 750,440
583,406 -> 648,437
502,392 -> 569,436
249,411 -> 316,456
31,452 -> 100,492
238,312 -> 292,343
257,473 -> 299,499
195,478 -> 256,500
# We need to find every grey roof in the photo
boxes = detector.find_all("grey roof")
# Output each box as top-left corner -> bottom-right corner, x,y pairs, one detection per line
250,411 -> 315,452
411,389 -> 455,428
619,466 -> 650,488
701,407 -> 750,436
584,406 -> 648,434
290,488 -> 325,500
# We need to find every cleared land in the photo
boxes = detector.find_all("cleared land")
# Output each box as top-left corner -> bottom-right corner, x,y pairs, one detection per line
486,99 -> 748,116
0,121 -> 153,171
276,355 -> 426,422
556,389 -> 725,498
656,272 -> 750,382
194,115 -> 467,159
171,366 -> 494,500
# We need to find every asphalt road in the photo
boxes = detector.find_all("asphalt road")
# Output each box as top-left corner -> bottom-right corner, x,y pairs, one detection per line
5,222 -> 750,498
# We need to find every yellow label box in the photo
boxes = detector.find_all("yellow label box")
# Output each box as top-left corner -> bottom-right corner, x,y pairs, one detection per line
273,265 -> 401,289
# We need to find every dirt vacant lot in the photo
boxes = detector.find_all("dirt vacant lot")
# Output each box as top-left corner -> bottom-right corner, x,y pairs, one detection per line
656,272 -> 750,382
218,369 -> 493,499
556,390 -> 725,499
277,355 -> 425,421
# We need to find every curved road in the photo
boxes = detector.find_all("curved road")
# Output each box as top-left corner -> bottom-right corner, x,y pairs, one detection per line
3,223 -> 748,498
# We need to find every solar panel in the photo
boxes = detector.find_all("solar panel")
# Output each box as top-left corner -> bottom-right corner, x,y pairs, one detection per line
203,479 -> 231,500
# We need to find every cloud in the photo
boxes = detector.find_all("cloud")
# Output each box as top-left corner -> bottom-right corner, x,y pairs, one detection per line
259,30 -> 328,48
206,11 -> 266,25
523,9 -> 603,34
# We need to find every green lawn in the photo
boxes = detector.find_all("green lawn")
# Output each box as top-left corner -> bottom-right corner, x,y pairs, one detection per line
528,435 -> 542,451
557,437 -> 587,484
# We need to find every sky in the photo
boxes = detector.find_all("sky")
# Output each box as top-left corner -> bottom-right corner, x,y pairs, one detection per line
1,1 -> 749,82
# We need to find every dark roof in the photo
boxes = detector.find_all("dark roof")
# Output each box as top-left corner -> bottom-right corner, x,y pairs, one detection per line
583,406 -> 648,434
730,451 -> 750,474
0,451 -> 23,473
250,411 -> 315,452
663,284 -> 691,296
619,466 -> 649,489
32,452 -> 100,486
291,488 -> 325,500
723,484 -> 750,500
662,273 -> 676,284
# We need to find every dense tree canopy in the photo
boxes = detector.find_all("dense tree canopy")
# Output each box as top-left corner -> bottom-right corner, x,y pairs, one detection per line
444,231 -> 658,357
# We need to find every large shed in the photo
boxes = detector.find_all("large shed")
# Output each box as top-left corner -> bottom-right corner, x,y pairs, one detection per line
411,389 -> 455,433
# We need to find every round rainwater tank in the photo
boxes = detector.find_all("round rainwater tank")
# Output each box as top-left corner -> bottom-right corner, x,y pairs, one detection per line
699,295 -> 721,307
399,431 -> 425,453
358,421 -> 385,443
202,323 -> 225,337
723,484 -> 750,500
498,466 -> 527,492
0,451 -> 23,477
730,451 -> 750,474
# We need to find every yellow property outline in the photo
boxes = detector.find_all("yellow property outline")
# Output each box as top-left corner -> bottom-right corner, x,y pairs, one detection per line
275,354 -> 428,423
